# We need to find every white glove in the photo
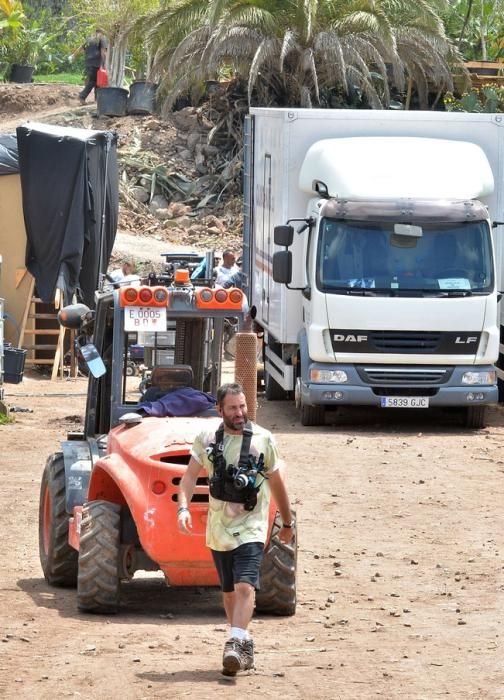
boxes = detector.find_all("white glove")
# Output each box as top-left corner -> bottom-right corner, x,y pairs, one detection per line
68,55 -> 74,64
177,507 -> 192,534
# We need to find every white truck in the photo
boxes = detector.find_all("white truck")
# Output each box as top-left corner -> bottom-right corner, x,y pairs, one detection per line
242,108 -> 504,427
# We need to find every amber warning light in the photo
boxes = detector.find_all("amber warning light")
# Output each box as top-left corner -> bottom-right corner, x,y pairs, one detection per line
195,287 -> 243,310
119,286 -> 169,307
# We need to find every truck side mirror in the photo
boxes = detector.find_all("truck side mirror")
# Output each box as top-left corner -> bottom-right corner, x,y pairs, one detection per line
274,225 -> 294,247
273,251 -> 292,284
492,221 -> 504,228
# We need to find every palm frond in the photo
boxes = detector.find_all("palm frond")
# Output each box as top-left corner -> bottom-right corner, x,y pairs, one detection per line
299,47 -> 320,103
300,85 -> 313,107
313,31 -> 347,92
248,37 -> 281,104
280,29 -> 299,74
345,64 -> 384,109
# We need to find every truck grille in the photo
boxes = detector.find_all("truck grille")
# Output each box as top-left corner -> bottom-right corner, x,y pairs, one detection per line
370,331 -> 440,353
359,367 -> 450,385
371,387 -> 439,397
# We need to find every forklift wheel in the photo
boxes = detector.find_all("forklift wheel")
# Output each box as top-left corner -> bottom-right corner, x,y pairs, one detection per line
39,452 -> 78,587
77,500 -> 121,614
256,511 -> 297,616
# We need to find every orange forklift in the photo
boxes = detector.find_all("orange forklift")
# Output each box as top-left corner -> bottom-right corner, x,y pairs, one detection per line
38,262 -> 297,615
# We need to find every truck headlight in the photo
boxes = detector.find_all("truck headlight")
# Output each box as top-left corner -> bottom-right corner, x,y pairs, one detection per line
310,369 -> 348,383
462,370 -> 496,385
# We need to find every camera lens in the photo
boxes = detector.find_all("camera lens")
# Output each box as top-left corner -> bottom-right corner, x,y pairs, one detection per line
234,473 -> 249,490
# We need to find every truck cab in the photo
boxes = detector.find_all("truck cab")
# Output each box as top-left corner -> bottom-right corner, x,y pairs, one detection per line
244,110 -> 504,427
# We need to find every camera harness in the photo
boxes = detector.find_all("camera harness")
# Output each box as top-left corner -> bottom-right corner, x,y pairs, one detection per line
208,421 -> 266,511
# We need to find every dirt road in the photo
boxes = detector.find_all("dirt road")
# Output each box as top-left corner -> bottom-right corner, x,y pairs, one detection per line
1,372 -> 503,699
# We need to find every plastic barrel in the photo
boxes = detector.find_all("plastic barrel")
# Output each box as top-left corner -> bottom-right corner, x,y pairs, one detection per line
96,87 -> 129,117
9,64 -> 34,83
127,81 -> 157,115
3,345 -> 27,384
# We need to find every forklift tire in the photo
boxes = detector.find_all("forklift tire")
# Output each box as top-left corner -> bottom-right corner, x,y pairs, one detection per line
125,361 -> 136,377
300,401 -> 325,427
464,405 -> 486,429
39,452 -> 78,587
256,511 -> 297,616
77,500 -> 121,614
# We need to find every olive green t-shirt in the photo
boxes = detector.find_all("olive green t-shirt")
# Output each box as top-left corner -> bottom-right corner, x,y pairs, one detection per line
191,420 -> 279,551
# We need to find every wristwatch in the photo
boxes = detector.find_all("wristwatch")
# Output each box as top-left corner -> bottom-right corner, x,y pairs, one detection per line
282,520 -> 295,528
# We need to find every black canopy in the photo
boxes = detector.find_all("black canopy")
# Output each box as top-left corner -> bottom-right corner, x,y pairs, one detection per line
16,122 -> 118,308
0,134 -> 19,175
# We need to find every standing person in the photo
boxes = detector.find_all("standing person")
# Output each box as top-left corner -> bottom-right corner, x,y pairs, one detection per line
177,383 -> 294,675
214,250 -> 239,286
70,27 -> 108,105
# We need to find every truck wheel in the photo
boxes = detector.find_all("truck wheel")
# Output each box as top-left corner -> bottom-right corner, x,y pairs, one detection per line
77,500 -> 121,614
256,511 -> 297,616
39,452 -> 78,587
264,368 -> 286,400
300,401 -> 325,426
464,405 -> 486,429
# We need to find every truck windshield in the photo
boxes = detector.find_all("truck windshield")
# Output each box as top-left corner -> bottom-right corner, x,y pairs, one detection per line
317,219 -> 494,294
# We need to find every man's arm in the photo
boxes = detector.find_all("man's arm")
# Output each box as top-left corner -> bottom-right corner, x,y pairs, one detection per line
177,456 -> 202,534
267,467 -> 294,544
100,39 -> 108,67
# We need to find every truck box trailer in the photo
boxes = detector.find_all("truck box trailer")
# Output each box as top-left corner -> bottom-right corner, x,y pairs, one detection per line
242,108 -> 504,427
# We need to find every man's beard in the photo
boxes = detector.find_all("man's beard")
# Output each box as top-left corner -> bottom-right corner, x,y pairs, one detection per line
222,412 -> 248,431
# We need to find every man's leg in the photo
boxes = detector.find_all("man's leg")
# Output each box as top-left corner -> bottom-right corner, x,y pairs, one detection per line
229,582 -> 255,628
79,67 -> 98,102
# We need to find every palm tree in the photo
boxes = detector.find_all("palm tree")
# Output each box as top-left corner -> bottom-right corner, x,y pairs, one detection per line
146,0 -> 463,110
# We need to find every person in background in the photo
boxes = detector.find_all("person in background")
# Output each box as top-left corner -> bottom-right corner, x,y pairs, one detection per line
214,250 -> 239,286
69,27 -> 108,105
107,260 -> 140,286
177,383 -> 294,676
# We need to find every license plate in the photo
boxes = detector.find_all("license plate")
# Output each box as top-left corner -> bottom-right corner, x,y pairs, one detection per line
380,396 -> 429,408
124,306 -> 167,332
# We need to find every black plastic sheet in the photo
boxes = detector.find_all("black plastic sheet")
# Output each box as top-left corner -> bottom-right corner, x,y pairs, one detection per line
16,122 -> 118,308
0,134 -> 19,175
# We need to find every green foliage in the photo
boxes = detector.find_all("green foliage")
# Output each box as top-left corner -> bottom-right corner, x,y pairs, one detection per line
144,0 -> 460,111
442,0 -> 504,61
0,413 -> 14,425
34,71 -> 82,83
69,0 -> 160,85
444,85 -> 504,112
0,0 -> 72,76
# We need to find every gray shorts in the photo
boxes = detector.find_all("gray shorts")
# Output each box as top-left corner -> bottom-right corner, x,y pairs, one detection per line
211,542 -> 264,593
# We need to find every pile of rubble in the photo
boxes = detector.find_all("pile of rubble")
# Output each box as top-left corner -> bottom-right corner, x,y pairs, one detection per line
2,80 -> 250,268
80,80 -> 250,265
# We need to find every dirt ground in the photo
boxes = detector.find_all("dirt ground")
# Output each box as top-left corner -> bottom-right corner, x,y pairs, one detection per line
1,82 -> 504,699
1,371 -> 504,700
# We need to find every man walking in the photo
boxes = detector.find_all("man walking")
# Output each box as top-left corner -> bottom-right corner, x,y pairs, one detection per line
70,27 -> 108,105
177,383 -> 294,675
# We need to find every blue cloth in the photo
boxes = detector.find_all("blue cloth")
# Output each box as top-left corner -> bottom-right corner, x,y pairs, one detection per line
139,387 -> 216,417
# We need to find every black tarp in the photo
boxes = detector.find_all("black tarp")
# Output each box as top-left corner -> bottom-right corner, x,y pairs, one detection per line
0,134 -> 19,175
16,122 -> 118,308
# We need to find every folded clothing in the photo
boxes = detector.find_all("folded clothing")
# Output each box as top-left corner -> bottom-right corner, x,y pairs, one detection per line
139,386 -> 216,417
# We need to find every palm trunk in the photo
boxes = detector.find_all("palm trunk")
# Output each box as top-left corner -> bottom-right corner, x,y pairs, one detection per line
106,34 -> 128,87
